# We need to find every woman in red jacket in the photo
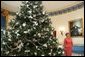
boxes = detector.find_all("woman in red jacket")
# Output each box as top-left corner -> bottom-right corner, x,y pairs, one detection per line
64,33 -> 73,56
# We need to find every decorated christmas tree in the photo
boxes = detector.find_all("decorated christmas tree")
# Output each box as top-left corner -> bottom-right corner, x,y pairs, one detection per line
1,1 -> 63,56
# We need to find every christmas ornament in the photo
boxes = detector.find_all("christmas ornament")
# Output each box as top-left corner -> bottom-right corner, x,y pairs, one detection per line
43,44 -> 47,47
27,43 -> 29,45
26,1 -> 28,3
41,54 -> 45,56
28,11 -> 32,14
16,22 -> 19,25
8,38 -> 11,41
34,22 -> 38,26
43,11 -> 45,14
29,15 -> 33,18
22,23 -> 26,27
24,16 -> 26,19
1,48 -> 3,51
24,31 -> 28,33
25,50 -> 30,52
38,33 -> 41,37
48,52 -> 51,55
17,40 -> 23,52
16,12 -> 19,15
16,33 -> 20,36
16,30 -> 19,33
58,45 -> 62,48
33,38 -> 37,42
33,14 -> 36,17
53,53 -> 56,56
36,46 -> 38,49
2,41 -> 6,45
5,51 -> 9,54
27,5 -> 29,7
33,5 -> 37,8
27,29 -> 30,33
58,52 -> 61,54
34,52 -> 37,55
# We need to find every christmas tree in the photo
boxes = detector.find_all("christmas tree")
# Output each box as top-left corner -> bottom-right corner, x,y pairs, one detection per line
1,1 -> 63,56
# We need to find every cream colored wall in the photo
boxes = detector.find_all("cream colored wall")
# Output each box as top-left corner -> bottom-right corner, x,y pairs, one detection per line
50,8 -> 84,45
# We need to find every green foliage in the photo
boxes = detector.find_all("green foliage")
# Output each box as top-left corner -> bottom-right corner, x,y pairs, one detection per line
1,1 -> 63,56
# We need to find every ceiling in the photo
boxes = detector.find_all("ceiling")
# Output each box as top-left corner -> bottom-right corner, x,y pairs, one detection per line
1,1 -> 83,13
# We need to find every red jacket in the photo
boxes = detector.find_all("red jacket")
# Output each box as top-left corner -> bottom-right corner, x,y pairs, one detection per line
64,38 -> 73,48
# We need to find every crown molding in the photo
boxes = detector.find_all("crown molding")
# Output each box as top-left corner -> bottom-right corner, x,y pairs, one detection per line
48,2 -> 84,16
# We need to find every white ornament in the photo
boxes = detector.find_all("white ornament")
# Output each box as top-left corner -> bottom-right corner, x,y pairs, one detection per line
5,51 -> 9,54
3,30 -> 6,35
29,15 -> 33,18
34,34 -> 36,36
27,29 -> 30,33
19,26 -> 22,28
46,28 -> 49,31
33,27 -> 36,29
16,12 -> 19,15
2,41 -> 6,45
28,11 -> 32,14
58,52 -> 61,54
8,38 -> 11,41
24,31 -> 28,33
33,15 -> 36,17
36,46 -> 38,49
38,33 -> 41,37
62,51 -> 64,54
17,40 -> 23,52
53,53 -> 56,56
1,48 -> 3,51
16,30 -> 19,33
33,5 -> 37,8
1,29 -> 3,31
41,54 -> 45,56
37,48 -> 40,50
34,22 -> 38,26
25,50 -> 30,52
48,53 -> 51,55
26,1 -> 28,3
13,55 -> 16,56
12,19 -> 15,23
27,5 -> 29,7
58,45 -> 62,48
43,11 -> 45,14
41,19 -> 44,22
34,52 -> 37,55
16,22 -> 19,25
8,31 -> 10,35
43,44 -> 47,47
17,33 -> 20,36
27,43 -> 29,45
9,27 -> 12,30
18,13 -> 21,16
53,42 -> 55,44
33,38 -> 37,42
22,23 -> 26,27
1,29 -> 5,34
24,17 -> 26,19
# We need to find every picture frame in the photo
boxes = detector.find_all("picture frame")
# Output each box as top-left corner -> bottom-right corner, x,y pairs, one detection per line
69,18 -> 83,37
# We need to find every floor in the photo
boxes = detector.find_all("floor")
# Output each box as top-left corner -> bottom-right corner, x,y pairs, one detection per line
72,53 -> 84,56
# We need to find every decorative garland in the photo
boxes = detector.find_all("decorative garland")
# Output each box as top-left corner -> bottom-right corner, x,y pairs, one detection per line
48,2 -> 84,16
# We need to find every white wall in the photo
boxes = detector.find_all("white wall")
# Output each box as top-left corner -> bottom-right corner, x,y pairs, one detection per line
50,8 -> 84,45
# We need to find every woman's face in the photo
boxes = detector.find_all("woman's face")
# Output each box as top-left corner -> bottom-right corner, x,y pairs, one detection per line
66,34 -> 70,37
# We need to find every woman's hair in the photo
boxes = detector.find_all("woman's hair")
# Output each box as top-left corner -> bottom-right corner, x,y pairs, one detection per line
65,33 -> 70,36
